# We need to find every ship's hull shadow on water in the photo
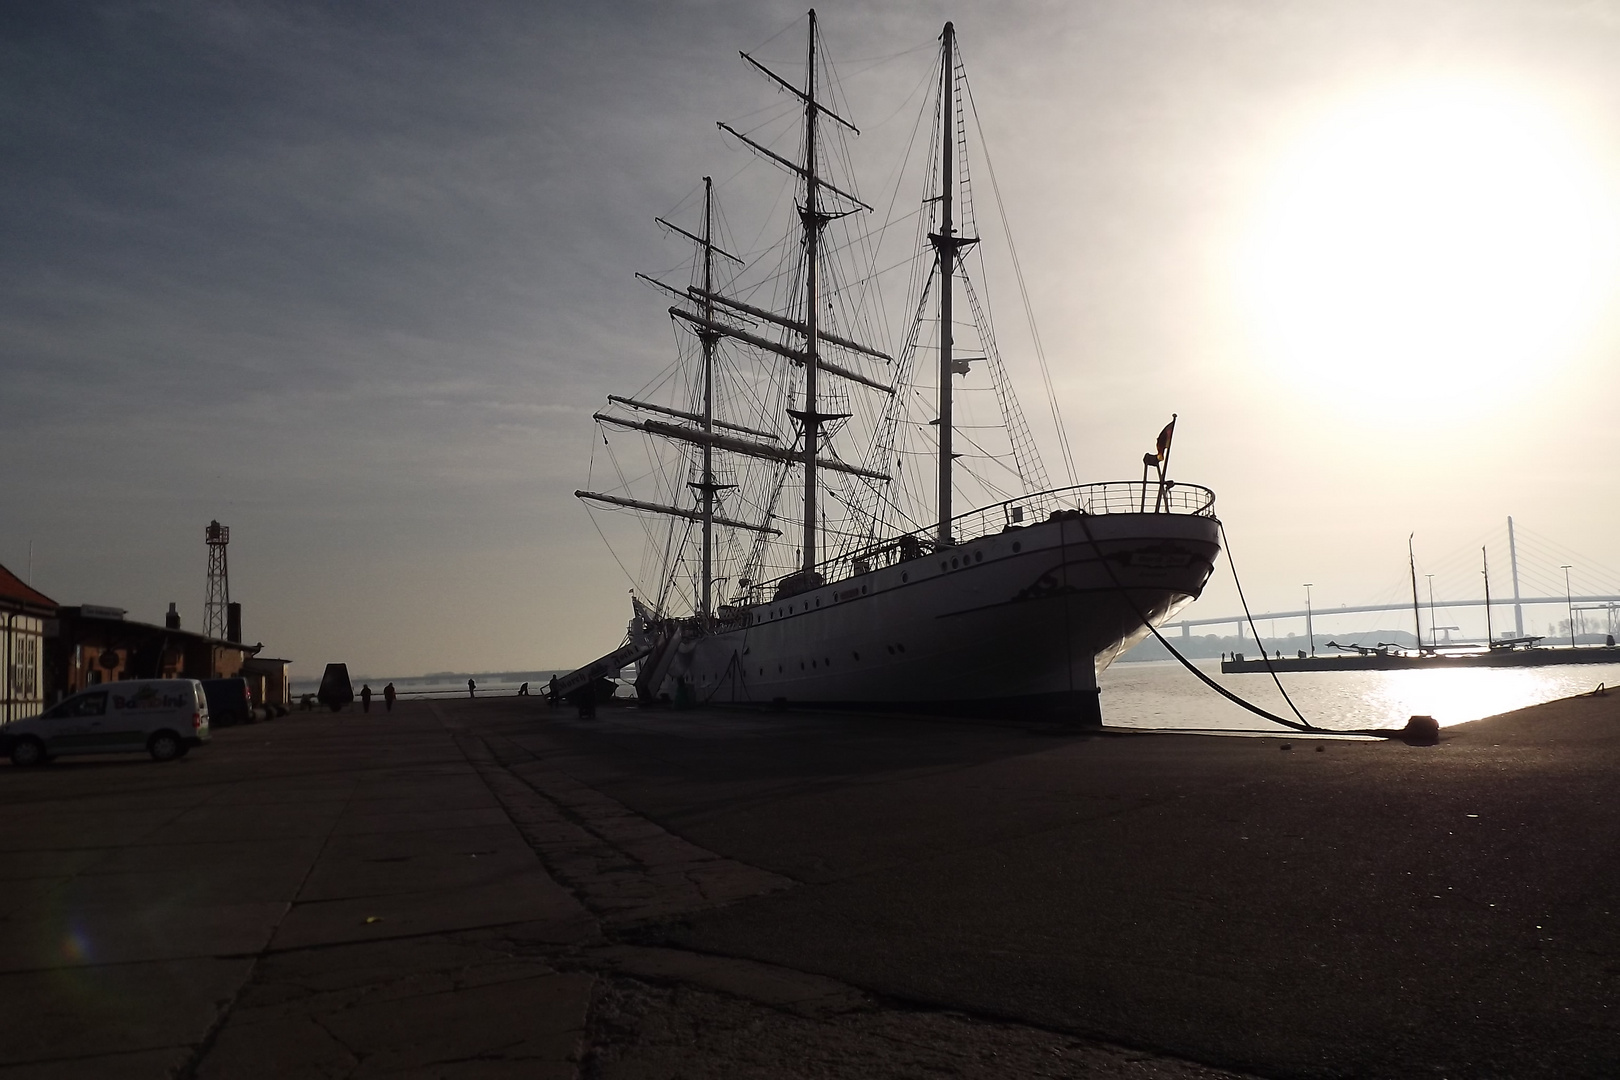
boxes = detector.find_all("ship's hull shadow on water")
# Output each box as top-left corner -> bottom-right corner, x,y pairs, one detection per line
670,511 -> 1221,722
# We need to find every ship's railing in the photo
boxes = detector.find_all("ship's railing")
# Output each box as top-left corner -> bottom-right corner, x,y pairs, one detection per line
751,481 -> 1216,601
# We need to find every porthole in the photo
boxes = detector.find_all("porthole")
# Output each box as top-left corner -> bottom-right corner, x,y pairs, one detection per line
825,657 -> 831,666
902,573 -> 908,582
816,598 -> 821,607
778,665 -> 783,673
886,645 -> 894,655
811,660 -> 817,669
860,585 -> 867,595
853,651 -> 860,661
951,557 -> 959,568
898,643 -> 906,653
800,661 -> 805,670
974,551 -> 983,563
1012,542 -> 1022,553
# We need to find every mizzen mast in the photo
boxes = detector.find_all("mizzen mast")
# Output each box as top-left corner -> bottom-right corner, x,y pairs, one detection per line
929,22 -> 977,548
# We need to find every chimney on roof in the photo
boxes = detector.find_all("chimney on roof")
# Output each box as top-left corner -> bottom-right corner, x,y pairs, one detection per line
165,603 -> 181,630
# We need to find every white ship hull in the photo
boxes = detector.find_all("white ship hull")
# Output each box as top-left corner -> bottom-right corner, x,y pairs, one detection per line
658,510 -> 1220,723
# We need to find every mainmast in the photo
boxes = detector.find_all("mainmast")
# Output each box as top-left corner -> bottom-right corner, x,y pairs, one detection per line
800,11 -> 823,576
583,11 -> 895,612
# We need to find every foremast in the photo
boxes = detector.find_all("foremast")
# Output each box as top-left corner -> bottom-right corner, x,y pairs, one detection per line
695,177 -> 722,623
579,10 -> 893,621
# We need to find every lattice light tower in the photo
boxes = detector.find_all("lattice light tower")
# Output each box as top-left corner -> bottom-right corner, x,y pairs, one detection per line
204,520 -> 230,641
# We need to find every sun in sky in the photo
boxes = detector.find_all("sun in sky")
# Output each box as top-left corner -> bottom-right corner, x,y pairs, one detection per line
1240,77 -> 1619,418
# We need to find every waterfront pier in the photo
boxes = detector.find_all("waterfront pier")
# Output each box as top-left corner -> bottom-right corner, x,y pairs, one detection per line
3,695 -> 1618,1077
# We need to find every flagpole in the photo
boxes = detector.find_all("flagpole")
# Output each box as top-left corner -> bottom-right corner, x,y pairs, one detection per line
1155,413 -> 1176,513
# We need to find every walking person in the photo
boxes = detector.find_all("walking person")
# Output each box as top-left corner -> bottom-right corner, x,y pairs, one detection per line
518,681 -> 529,697
467,678 -> 476,699
383,683 -> 396,712
360,684 -> 373,713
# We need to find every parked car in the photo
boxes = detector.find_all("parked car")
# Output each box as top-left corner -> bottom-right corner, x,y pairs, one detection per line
200,677 -> 254,727
1,679 -> 211,765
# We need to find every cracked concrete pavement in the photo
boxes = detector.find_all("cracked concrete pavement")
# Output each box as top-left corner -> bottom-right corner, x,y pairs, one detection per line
4,690 -> 1615,1077
0,698 -> 1253,1078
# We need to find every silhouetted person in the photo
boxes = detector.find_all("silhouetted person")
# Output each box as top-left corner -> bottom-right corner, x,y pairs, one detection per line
360,684 -> 372,713
519,681 -> 529,697
383,683 -> 396,711
468,678 -> 476,699
548,675 -> 559,703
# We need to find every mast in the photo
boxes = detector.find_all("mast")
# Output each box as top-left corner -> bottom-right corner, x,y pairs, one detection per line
1508,515 -> 1525,638
800,11 -> 823,576
1482,546 -> 1494,645
935,22 -> 956,547
588,11 -> 891,605
698,177 -> 718,622
1409,534 -> 1423,654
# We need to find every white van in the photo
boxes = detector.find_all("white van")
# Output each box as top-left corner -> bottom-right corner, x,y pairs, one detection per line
1,679 -> 211,766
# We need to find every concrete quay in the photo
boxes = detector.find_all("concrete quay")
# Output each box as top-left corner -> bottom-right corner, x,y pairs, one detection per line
1,691 -> 1617,1078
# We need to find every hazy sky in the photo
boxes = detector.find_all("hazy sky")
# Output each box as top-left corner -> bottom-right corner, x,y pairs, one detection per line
6,0 -> 1620,675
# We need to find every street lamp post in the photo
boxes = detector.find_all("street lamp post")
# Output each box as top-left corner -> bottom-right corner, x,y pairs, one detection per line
1303,583 -> 1315,656
1562,565 -> 1575,647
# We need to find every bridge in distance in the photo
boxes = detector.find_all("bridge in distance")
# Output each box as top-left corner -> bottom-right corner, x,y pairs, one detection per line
1171,594 -> 1620,638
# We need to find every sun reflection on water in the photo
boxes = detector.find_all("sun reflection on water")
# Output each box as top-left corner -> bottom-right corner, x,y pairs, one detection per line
1100,660 -> 1620,732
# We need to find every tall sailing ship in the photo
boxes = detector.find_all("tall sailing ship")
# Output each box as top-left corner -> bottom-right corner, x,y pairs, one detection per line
574,14 -> 1221,723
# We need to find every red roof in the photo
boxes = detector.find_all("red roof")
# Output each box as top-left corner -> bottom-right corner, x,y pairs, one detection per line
0,562 -> 56,611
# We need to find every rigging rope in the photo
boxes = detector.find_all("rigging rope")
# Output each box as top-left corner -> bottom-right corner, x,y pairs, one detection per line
962,74 -> 1078,489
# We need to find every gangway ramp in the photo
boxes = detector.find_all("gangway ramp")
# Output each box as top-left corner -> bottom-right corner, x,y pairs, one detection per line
548,639 -> 649,702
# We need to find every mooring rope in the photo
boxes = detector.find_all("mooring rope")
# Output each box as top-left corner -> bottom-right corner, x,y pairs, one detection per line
1073,512 -> 1318,733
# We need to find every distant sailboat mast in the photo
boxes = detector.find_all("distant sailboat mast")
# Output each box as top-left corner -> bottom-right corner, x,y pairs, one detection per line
1410,534 -> 1423,653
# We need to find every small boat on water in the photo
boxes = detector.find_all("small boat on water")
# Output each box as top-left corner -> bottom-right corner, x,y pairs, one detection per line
1223,535 -> 1620,673
569,13 -> 1220,722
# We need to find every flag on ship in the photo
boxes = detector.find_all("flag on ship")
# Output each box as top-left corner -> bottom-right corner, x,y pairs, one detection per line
1155,415 -> 1177,462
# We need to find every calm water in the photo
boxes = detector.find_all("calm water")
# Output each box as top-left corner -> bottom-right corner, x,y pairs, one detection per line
288,671 -> 565,699
1100,658 -> 1620,733
291,660 -> 1618,730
